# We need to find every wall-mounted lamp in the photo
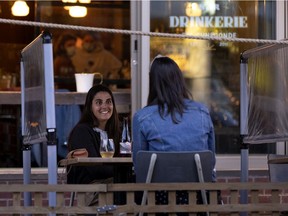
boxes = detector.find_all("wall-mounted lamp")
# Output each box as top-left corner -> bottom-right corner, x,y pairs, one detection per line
11,0 -> 30,17
69,6 -> 87,18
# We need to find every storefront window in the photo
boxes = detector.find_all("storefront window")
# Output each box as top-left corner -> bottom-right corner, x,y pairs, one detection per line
37,1 -> 131,91
0,1 -> 131,167
0,0 -> 281,167
150,0 -> 276,154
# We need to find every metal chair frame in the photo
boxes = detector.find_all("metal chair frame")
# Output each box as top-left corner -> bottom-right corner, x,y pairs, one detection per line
135,150 -> 214,216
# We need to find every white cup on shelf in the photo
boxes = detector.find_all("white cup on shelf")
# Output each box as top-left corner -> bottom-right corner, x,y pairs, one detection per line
75,72 -> 103,92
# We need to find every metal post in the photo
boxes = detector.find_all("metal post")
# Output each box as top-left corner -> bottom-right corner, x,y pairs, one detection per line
46,128 -> 57,210
43,31 -> 57,215
240,55 -> 249,216
23,143 -> 32,216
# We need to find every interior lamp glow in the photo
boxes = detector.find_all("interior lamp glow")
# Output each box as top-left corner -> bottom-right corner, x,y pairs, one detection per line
62,0 -> 77,3
62,0 -> 91,3
69,6 -> 87,18
185,2 -> 202,17
11,0 -> 30,17
79,0 -> 91,3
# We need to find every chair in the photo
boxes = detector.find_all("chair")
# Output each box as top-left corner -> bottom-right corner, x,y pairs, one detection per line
135,150 -> 214,216
267,154 -> 288,182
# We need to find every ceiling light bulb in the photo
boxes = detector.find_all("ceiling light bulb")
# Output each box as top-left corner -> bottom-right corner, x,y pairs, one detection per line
11,0 -> 30,17
69,6 -> 87,18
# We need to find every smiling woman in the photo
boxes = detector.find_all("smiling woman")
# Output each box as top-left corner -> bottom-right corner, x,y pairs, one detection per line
92,91 -> 114,129
68,85 -> 121,162
66,84 -> 121,204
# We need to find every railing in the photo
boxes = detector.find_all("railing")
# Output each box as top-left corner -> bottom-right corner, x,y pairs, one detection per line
0,182 -> 288,215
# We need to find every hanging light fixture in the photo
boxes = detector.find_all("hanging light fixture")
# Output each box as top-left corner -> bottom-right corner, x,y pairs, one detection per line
11,0 -> 30,17
69,6 -> 87,18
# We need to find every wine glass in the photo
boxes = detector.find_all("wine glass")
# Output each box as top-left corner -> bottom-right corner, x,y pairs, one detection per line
100,138 -> 115,158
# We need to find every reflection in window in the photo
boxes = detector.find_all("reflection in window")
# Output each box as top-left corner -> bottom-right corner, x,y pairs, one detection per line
150,0 -> 276,154
37,1 -> 131,90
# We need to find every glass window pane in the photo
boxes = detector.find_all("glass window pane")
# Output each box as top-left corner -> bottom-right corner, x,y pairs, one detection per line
150,0 -> 276,154
37,1 -> 131,90
0,1 -> 131,167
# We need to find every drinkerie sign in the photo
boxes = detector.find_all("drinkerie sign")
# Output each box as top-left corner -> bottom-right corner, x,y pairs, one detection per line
169,16 -> 248,28
168,2 -> 249,40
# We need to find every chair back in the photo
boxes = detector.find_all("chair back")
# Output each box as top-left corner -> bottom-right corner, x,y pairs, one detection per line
268,154 -> 288,182
135,150 -> 214,183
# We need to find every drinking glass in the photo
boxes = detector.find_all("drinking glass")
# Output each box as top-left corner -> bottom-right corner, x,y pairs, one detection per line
100,138 -> 115,158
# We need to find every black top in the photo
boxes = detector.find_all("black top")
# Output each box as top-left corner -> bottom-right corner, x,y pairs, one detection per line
67,123 -> 113,184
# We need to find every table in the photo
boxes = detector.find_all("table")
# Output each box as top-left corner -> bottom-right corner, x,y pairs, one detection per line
59,157 -> 132,166
268,156 -> 288,164
59,157 -> 134,204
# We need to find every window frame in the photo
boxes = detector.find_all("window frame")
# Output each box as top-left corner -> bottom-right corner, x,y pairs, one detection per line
131,0 -> 288,172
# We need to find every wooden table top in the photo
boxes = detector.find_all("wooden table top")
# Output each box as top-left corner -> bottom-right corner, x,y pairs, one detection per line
268,156 -> 288,164
59,157 -> 133,166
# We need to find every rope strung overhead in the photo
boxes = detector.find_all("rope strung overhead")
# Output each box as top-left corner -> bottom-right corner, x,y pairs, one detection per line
0,18 -> 287,45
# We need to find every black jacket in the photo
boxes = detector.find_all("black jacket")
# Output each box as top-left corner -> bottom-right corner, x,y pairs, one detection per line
67,123 -> 113,184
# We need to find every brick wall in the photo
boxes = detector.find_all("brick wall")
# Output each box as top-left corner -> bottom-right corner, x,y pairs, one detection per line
217,170 -> 288,204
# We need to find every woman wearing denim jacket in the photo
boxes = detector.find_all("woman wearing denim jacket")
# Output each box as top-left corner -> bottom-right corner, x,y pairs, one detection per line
132,55 -> 217,211
132,55 -> 216,181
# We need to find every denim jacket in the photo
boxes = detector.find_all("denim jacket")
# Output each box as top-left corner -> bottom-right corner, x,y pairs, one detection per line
132,99 -> 216,181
